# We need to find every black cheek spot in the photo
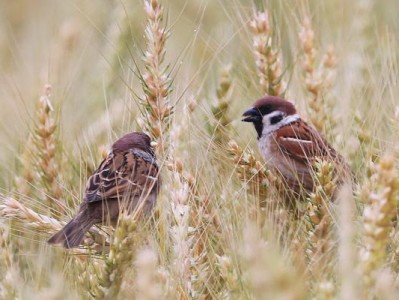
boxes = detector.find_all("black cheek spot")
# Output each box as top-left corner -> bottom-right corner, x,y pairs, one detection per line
270,114 -> 283,125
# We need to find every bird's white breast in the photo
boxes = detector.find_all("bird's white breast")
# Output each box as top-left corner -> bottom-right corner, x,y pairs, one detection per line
258,134 -> 280,171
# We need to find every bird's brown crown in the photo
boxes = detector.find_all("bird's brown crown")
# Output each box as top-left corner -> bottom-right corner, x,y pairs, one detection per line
252,96 -> 297,116
112,132 -> 153,154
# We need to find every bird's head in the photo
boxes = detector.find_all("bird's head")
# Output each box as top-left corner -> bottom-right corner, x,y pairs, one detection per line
112,132 -> 155,156
242,96 -> 298,139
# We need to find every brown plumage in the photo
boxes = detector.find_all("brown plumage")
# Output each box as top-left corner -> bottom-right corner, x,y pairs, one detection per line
48,132 -> 160,248
242,96 -> 351,195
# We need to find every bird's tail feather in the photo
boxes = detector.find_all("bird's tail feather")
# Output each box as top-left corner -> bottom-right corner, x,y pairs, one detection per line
48,216 -> 94,248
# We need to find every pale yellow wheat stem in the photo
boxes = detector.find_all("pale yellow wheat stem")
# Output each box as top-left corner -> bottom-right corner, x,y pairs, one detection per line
14,134 -> 37,198
337,185 -> 361,300
0,224 -> 20,299
208,65 -> 233,144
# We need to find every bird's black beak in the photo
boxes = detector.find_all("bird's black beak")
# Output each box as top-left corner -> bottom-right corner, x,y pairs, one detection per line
242,107 -> 261,123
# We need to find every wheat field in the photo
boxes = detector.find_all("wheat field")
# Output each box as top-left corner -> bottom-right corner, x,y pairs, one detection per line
1,0 -> 399,299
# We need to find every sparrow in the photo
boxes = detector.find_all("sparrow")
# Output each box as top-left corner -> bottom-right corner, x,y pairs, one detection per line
242,96 -> 350,195
48,132 -> 160,248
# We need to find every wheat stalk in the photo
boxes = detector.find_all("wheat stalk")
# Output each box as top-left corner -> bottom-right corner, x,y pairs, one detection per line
208,65 -> 233,144
0,197 -> 108,249
216,254 -> 239,297
139,0 -> 172,157
96,214 -> 141,299
249,10 -> 285,96
0,197 -> 64,233
32,85 -> 65,218
298,17 -> 337,133
305,159 -> 337,296
359,153 -> 399,290
227,140 -> 275,200
167,159 -> 211,298
0,223 -> 20,299
14,134 -> 37,199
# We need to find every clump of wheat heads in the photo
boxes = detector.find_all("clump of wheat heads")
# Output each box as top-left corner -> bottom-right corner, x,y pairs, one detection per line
122,1 -> 174,295
249,10 -> 285,96
95,214 -> 143,299
216,254 -> 240,297
139,0 -> 215,296
0,197 -> 63,233
139,0 -> 211,295
32,85 -> 65,218
0,196 -> 108,249
305,159 -> 337,297
227,139 -> 293,239
227,140 -> 272,199
166,153 -> 211,297
360,153 -> 399,292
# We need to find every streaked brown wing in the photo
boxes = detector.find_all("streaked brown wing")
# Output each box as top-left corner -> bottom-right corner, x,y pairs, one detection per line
275,121 -> 333,163
84,149 -> 159,203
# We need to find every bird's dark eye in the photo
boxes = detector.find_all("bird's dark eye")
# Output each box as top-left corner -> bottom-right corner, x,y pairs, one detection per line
270,114 -> 283,125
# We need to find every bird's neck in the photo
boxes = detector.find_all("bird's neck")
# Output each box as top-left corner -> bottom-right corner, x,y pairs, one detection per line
282,114 -> 300,126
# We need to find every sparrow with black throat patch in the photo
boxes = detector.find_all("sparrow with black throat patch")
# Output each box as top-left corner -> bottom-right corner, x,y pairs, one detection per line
48,132 -> 160,248
242,96 -> 350,196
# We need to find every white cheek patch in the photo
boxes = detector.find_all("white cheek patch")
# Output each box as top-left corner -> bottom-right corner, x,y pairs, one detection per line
261,113 -> 300,136
264,111 -> 283,125
262,117 -> 281,135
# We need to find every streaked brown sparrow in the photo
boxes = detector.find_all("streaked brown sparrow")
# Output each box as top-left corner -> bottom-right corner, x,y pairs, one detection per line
48,132 -> 160,248
242,96 -> 350,195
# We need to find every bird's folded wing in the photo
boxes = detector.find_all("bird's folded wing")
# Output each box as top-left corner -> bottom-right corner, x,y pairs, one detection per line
275,122 -> 331,162
84,149 -> 159,203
